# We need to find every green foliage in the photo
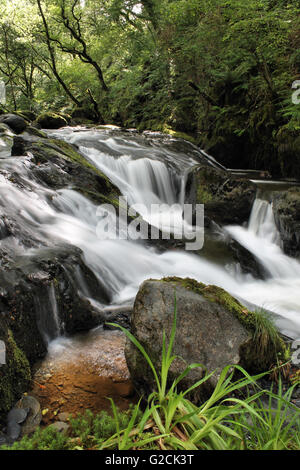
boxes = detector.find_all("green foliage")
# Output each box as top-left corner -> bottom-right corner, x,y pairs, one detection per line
0,330 -> 31,420
0,427 -> 71,451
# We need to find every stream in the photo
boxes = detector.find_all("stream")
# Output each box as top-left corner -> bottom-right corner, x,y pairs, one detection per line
1,126 -> 300,414
45,127 -> 300,341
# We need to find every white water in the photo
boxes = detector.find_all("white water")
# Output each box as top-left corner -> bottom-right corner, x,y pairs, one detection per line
226,197 -> 300,338
1,127 -> 300,341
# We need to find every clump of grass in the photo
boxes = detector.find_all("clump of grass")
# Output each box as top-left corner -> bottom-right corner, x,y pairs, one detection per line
253,308 -> 286,359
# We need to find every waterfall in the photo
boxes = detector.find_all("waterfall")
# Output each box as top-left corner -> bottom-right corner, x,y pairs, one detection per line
1,126 -> 300,342
248,195 -> 281,245
226,193 -> 300,338
35,283 -> 62,344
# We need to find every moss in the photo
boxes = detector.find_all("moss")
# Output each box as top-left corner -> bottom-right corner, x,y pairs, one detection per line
160,277 -> 288,371
161,277 -> 255,327
35,112 -> 67,129
33,138 -> 118,197
75,188 -> 121,211
49,139 -> 112,184
26,126 -> 48,138
0,330 -> 31,421
197,186 -> 213,203
161,126 -> 197,145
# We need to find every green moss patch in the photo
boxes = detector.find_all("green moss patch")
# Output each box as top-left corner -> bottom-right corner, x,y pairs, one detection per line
0,330 -> 31,420
160,277 -> 288,371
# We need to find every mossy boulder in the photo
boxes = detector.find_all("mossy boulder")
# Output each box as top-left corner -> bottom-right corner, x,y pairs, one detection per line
10,133 -> 121,208
273,187 -> 300,256
25,126 -> 48,139
0,317 -> 31,421
125,278 -> 286,403
186,164 -> 256,226
35,113 -> 68,130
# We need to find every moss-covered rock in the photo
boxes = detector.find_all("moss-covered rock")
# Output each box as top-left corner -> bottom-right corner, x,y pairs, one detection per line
11,134 -> 121,209
125,278 -> 287,403
0,114 -> 28,135
186,164 -> 256,225
35,113 -> 68,130
273,187 -> 300,256
25,126 -> 48,139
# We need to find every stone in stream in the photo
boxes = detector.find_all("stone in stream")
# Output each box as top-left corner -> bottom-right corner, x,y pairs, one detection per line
0,114 -> 28,134
186,163 -> 256,226
34,112 -> 69,130
125,278 -> 287,403
15,396 -> 42,436
273,187 -> 300,257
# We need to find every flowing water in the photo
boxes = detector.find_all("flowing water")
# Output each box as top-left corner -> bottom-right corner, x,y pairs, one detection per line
1,126 -> 300,349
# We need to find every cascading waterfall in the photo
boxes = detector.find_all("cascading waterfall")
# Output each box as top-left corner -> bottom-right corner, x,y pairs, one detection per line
226,194 -> 300,337
34,283 -> 61,344
1,127 -> 300,343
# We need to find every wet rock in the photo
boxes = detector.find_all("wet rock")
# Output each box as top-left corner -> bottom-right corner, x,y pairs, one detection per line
125,278 -> 286,403
25,126 -> 48,139
7,407 -> 29,442
202,220 -> 266,279
0,244 -> 111,363
34,112 -> 68,130
11,133 -> 121,207
186,164 -> 256,226
11,136 -> 26,156
0,114 -> 28,134
15,396 -> 42,436
71,106 -> 96,122
228,238 -> 267,279
0,128 -> 125,419
273,187 -> 300,257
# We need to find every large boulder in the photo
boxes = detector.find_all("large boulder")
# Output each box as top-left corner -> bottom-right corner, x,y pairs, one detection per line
125,278 -> 286,403
273,187 -> 300,257
0,114 -> 28,134
186,164 -> 256,226
34,112 -> 68,130
11,134 -> 121,206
